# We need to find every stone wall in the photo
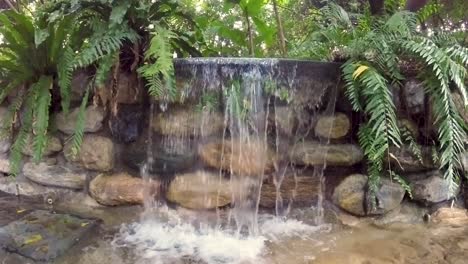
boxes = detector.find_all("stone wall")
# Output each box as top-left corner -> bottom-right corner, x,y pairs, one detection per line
0,71 -> 466,223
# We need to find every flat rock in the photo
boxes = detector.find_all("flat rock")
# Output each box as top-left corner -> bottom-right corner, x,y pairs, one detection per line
314,113 -> 350,139
167,171 -> 231,209
89,173 -> 157,206
0,176 -> 51,196
407,170 -> 459,204
199,139 -> 275,176
332,174 -> 405,216
290,142 -> 363,166
431,207 -> 468,226
64,135 -> 114,172
0,210 -> 97,261
55,106 -> 105,135
21,135 -> 62,157
260,174 -> 320,208
152,107 -> 224,137
23,162 -> 87,190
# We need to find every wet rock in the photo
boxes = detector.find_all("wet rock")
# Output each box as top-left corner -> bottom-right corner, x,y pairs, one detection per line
0,210 -> 97,261
452,91 -> 468,124
389,145 -> 437,172
0,176 -> 51,196
289,142 -> 363,166
152,107 -> 224,137
23,162 -> 87,190
199,139 -> 275,176
332,174 -> 405,216
431,207 -> 468,226
55,106 -> 105,135
260,174 -> 320,208
0,107 -> 11,154
402,78 -> 425,115
167,171 -> 231,209
407,170 -> 459,204
314,113 -> 350,139
373,201 -> 429,225
21,135 -> 62,157
272,106 -> 295,136
89,173 -> 156,206
109,104 -> 143,143
64,135 -> 114,172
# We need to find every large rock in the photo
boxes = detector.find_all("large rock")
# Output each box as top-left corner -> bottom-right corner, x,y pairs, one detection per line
70,70 -> 92,102
290,142 -> 363,166
109,104 -> 143,143
402,78 -> 425,115
407,171 -> 459,204
260,174 -> 320,208
89,173 -> 156,206
0,154 -> 10,174
55,106 -> 105,135
389,145 -> 437,172
21,135 -> 62,157
64,135 -> 114,172
332,174 -> 405,216
199,139 -> 275,176
152,107 -> 224,137
431,207 -> 468,226
115,72 -> 143,104
167,171 -> 231,209
314,113 -> 350,139
272,106 -> 295,136
23,162 -> 87,190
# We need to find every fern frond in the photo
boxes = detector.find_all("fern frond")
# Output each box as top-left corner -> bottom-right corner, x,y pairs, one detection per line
389,170 -> 413,199
32,76 -> 53,162
70,82 -> 91,158
57,45 -> 74,114
95,52 -> 117,87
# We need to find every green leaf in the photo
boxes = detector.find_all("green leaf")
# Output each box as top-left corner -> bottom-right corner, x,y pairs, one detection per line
34,27 -> 50,47
109,0 -> 131,26
32,76 -> 53,162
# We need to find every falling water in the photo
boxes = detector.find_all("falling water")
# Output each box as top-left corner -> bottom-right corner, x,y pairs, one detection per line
115,58 -> 342,263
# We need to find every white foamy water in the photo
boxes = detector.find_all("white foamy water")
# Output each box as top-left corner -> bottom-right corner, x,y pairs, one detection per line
113,208 -> 330,264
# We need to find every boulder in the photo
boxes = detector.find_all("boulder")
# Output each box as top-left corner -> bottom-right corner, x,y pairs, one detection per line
109,104 -> 143,143
167,171 -> 231,209
402,78 -> 425,115
55,106 -> 105,135
23,162 -> 87,190
431,207 -> 468,226
407,170 -> 459,204
115,72 -> 143,104
260,174 -> 320,208
290,142 -> 363,166
64,135 -> 114,172
199,139 -> 275,176
389,145 -> 437,172
70,70 -> 92,102
332,174 -> 405,216
89,173 -> 156,206
314,113 -> 350,139
152,107 -> 224,137
21,135 -> 62,157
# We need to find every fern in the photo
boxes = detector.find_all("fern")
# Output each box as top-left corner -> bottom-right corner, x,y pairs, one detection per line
32,76 -> 53,163
401,125 -> 423,164
70,82 -> 92,158
389,170 -> 413,199
57,45 -> 74,115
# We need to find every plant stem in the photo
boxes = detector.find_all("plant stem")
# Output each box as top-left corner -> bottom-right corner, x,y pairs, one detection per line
244,9 -> 254,56
272,0 -> 287,56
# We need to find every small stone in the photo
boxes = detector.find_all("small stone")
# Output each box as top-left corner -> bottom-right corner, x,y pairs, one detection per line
199,139 -> 275,176
55,106 -> 105,135
167,171 -> 231,209
23,162 -> 87,190
314,113 -> 350,139
407,170 -> 459,204
290,142 -> 363,166
21,135 -> 62,157
64,135 -> 114,172
332,174 -> 405,216
260,175 -> 320,208
152,106 -> 224,137
431,207 -> 468,226
0,155 -> 11,174
89,173 -> 156,206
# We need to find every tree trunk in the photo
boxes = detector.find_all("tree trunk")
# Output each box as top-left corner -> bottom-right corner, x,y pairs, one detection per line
272,0 -> 287,56
406,0 -> 429,12
368,0 -> 385,15
244,10 -> 254,56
